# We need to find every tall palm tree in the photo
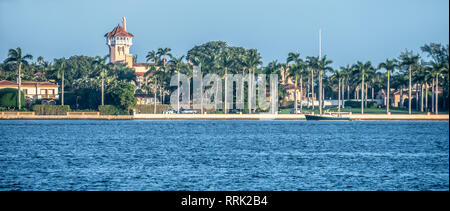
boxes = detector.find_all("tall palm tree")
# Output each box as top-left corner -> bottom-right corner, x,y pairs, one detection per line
191,56 -> 207,114
93,55 -> 109,106
306,56 -> 318,110
288,56 -> 306,113
218,48 -> 234,113
243,49 -> 262,114
55,59 -> 67,105
377,59 -> 398,114
317,56 -> 333,115
4,47 -> 33,109
146,50 -> 162,113
157,48 -> 172,67
169,55 -> 187,112
331,68 -> 345,112
399,50 -> 420,114
352,61 -> 374,114
286,52 -> 300,84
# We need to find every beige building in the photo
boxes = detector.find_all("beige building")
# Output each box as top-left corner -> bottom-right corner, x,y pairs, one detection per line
0,80 -> 59,103
105,17 -> 152,85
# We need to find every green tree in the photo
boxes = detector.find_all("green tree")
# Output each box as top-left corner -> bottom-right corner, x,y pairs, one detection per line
352,61 -> 374,114
399,50 -> 420,114
3,47 -> 33,110
377,59 -> 398,114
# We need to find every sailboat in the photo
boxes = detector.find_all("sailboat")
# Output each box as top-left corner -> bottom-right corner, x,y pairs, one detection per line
305,29 -> 351,121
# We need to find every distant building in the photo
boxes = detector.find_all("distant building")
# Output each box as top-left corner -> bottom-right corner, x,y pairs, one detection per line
105,17 -> 152,85
135,94 -> 160,105
0,80 -> 59,103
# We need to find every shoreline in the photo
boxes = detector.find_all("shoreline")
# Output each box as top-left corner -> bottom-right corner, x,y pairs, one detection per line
0,113 -> 448,121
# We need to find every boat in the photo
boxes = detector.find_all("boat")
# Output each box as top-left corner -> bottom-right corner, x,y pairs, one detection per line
305,112 -> 351,121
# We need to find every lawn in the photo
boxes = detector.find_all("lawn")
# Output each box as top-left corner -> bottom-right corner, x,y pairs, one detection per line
280,107 -> 448,114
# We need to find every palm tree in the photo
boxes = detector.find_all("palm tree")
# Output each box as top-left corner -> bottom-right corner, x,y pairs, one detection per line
288,56 -> 306,113
317,56 -> 333,115
428,60 -> 447,114
4,47 -> 33,109
306,57 -> 318,110
352,61 -> 374,114
190,56 -> 207,114
331,68 -> 345,112
169,55 -> 187,113
146,50 -> 162,113
399,50 -> 420,114
217,48 -> 234,113
157,48 -> 172,67
286,52 -> 300,84
243,49 -> 262,114
55,59 -> 67,105
377,59 -> 398,114
93,55 -> 109,106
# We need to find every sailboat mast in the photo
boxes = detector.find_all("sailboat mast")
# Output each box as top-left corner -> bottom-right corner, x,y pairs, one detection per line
319,28 -> 322,60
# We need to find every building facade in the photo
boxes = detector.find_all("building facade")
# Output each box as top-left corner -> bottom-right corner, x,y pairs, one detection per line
105,17 -> 151,85
0,80 -> 59,103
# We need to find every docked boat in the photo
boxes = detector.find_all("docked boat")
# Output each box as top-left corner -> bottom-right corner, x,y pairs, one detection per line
305,112 -> 351,121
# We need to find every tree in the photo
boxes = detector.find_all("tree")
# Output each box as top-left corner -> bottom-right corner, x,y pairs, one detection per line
157,48 -> 172,67
3,47 -> 33,110
169,55 -> 188,112
93,55 -> 109,106
399,50 -> 420,114
217,48 -> 234,113
243,49 -> 262,113
352,61 -> 374,114
378,59 -> 398,114
55,59 -> 67,105
421,43 -> 449,113
331,68 -> 344,112
108,82 -> 137,112
146,50 -> 163,113
288,56 -> 306,113
0,88 -> 25,108
317,56 -> 333,115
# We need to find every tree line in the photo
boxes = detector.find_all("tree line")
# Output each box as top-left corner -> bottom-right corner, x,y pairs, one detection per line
1,41 -> 448,114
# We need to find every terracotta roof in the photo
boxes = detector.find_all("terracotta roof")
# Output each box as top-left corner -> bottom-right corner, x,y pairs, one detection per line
134,62 -> 154,67
0,80 -> 57,87
105,25 -> 134,38
0,80 -> 16,85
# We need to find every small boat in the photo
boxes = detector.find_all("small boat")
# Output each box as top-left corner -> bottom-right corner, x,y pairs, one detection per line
305,112 -> 351,121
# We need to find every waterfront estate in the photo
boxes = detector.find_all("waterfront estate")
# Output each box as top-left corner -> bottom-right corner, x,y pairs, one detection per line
0,17 -> 448,116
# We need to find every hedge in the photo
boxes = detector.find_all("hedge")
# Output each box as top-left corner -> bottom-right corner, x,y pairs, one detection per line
99,105 -> 129,115
32,105 -> 71,115
344,100 -> 377,108
135,104 -> 172,114
0,88 -> 26,108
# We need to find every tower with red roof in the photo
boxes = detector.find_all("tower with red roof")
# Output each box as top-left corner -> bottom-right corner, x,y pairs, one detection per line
105,17 -> 134,67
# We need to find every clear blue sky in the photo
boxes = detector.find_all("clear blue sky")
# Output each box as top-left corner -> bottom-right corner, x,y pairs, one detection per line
1,0 -> 448,68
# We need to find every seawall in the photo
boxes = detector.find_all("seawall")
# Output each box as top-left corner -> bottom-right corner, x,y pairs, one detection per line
1,112 -> 447,120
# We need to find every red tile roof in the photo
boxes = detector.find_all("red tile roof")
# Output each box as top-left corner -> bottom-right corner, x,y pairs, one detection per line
105,25 -> 134,38
0,80 -> 57,87
133,62 -> 154,67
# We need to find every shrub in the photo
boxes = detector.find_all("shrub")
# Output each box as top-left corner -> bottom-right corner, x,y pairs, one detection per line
344,100 -> 377,108
0,88 -> 25,108
135,104 -> 172,114
99,105 -> 129,115
32,105 -> 71,115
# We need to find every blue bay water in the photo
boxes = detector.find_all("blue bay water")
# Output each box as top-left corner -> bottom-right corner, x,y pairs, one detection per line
0,120 -> 448,191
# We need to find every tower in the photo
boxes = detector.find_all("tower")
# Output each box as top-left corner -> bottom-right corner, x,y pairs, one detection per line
105,17 -> 134,67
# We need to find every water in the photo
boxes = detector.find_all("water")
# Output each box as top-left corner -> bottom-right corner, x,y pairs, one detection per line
0,120 -> 448,191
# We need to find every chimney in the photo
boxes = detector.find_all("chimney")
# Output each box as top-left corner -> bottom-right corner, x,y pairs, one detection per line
122,17 -> 127,31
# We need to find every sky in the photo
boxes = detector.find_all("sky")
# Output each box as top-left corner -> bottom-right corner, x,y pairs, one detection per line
0,0 -> 448,68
